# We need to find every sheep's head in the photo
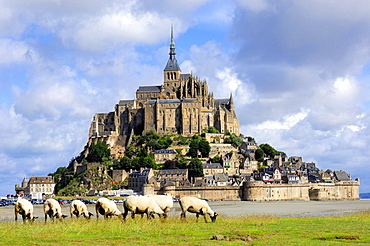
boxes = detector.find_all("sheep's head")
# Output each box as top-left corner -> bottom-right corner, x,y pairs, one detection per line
210,212 -> 218,222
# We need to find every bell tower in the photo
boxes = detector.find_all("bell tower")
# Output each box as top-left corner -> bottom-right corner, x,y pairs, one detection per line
164,23 -> 181,89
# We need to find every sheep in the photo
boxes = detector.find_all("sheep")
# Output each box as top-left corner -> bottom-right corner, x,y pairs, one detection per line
149,194 -> 173,218
179,197 -> 218,223
95,198 -> 123,219
43,198 -> 68,222
70,200 -> 93,219
14,198 -> 37,222
123,196 -> 164,220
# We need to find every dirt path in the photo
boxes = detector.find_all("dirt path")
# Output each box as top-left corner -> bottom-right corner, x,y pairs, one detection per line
3,199 -> 370,222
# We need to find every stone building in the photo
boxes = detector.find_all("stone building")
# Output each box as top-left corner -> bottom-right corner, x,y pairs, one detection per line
15,176 -> 55,196
86,26 -> 239,158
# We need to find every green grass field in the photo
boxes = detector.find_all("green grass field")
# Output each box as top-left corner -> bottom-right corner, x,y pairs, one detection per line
1,211 -> 369,245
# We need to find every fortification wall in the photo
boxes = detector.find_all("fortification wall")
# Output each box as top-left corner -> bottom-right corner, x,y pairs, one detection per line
309,180 -> 360,200
242,181 -> 310,201
152,180 -> 360,201
156,186 -> 241,201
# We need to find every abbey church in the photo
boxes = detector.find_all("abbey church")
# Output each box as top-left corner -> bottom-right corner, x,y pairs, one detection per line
88,27 -> 239,156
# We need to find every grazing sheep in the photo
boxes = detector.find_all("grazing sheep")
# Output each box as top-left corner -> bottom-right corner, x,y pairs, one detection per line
43,199 -> 68,222
179,197 -> 218,223
123,196 -> 164,220
70,200 -> 93,219
95,198 -> 123,219
14,198 -> 37,222
149,194 -> 173,218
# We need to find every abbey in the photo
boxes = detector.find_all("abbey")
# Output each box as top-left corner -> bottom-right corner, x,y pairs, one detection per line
89,27 -> 239,151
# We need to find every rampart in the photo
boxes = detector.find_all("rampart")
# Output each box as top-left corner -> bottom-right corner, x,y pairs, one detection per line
150,179 -> 360,201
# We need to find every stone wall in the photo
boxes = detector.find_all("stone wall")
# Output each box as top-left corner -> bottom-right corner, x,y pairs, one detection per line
309,179 -> 360,200
152,180 -> 360,201
155,185 -> 241,200
242,181 -> 310,201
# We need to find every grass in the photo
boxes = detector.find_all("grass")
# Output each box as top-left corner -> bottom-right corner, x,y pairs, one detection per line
1,211 -> 369,245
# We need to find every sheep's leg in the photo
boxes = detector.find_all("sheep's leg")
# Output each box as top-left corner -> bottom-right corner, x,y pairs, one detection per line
195,213 -> 199,222
180,210 -> 186,219
15,211 -> 18,221
21,213 -> 27,222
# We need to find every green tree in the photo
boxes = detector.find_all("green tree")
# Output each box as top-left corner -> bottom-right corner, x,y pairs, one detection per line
224,133 -> 243,148
163,160 -> 178,169
188,158 -> 204,179
255,148 -> 264,162
204,126 -> 220,133
259,143 -> 277,159
86,141 -> 110,162
188,135 -> 210,158
210,155 -> 221,163
141,156 -> 156,169
114,156 -> 132,171
198,139 -> 211,157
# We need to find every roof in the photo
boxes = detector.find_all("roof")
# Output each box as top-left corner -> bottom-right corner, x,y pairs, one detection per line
164,57 -> 181,71
118,100 -> 134,106
29,176 -> 54,184
214,173 -> 228,182
154,149 -> 176,154
214,98 -> 229,106
334,171 -> 351,181
203,163 -> 223,169
137,85 -> 162,92
157,169 -> 187,175
180,74 -> 191,80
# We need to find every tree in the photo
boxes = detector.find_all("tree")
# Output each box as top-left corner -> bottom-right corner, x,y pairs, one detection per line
224,133 -> 243,148
210,155 -> 221,163
114,156 -> 132,171
188,135 -> 210,158
198,139 -> 211,157
259,143 -> 277,159
86,141 -> 110,162
188,158 -> 204,179
204,126 -> 220,133
255,148 -> 264,162
163,160 -> 178,169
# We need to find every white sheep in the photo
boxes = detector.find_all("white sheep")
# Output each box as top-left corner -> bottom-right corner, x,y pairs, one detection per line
179,197 -> 218,223
95,198 -> 123,219
123,196 -> 164,220
149,194 -> 173,218
43,198 -> 68,222
14,198 -> 37,222
70,200 -> 93,219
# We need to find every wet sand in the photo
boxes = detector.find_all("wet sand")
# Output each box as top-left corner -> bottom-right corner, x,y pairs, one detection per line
2,199 -> 369,222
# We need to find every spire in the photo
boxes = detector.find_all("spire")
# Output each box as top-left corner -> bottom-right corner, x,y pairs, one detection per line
169,23 -> 176,59
164,22 -> 181,71
229,93 -> 234,111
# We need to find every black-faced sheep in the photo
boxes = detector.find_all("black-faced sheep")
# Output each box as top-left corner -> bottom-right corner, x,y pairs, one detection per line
123,196 -> 164,220
70,200 -> 93,219
43,198 -> 68,222
179,197 -> 218,223
95,198 -> 123,219
14,198 -> 37,222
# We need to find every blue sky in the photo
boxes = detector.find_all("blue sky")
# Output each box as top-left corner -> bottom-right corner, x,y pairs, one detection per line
1,0 -> 370,195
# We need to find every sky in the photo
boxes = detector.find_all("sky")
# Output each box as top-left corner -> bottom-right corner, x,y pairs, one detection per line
1,0 -> 370,196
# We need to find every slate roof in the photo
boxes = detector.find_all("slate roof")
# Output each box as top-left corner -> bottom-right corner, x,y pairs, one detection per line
118,100 -> 134,106
202,163 -> 223,169
137,85 -> 162,92
334,171 -> 351,181
154,149 -> 176,154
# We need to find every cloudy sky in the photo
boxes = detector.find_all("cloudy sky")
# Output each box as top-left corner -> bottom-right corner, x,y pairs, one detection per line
1,0 -> 370,195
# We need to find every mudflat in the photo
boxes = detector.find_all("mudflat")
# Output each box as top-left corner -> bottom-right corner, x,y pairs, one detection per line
2,199 -> 370,222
